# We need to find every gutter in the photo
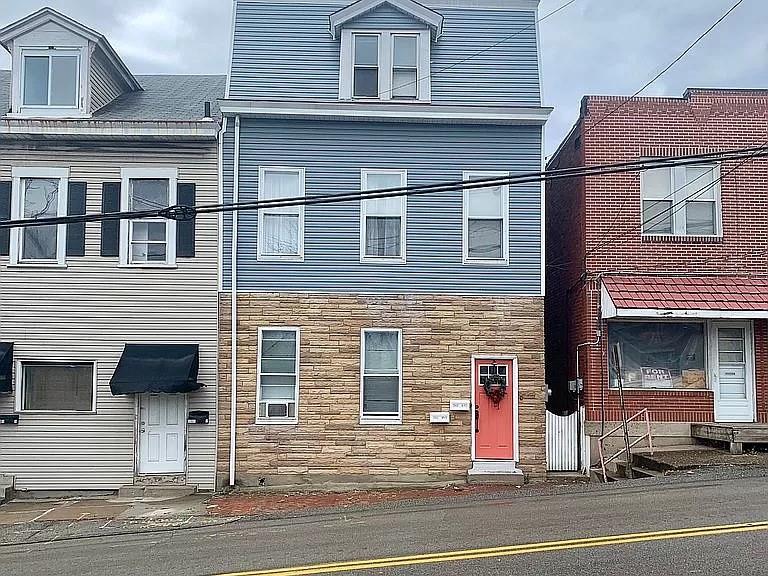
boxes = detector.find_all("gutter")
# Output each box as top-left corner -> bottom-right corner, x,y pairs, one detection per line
0,119 -> 219,140
229,115 -> 241,487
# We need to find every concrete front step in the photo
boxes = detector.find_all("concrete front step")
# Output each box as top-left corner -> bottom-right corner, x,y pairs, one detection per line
0,475 -> 14,504
117,484 -> 197,499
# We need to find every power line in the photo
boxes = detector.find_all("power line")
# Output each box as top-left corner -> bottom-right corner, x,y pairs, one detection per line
579,0 -> 745,138
3,145 -> 768,230
383,0 -> 578,99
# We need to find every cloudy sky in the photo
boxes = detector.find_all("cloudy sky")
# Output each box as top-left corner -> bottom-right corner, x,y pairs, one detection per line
2,0 -> 765,154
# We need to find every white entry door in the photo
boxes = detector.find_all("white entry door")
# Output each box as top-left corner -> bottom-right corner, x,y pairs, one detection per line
138,393 -> 186,474
711,322 -> 756,423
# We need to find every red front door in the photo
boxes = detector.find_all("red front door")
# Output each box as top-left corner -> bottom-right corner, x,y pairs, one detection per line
474,359 -> 515,460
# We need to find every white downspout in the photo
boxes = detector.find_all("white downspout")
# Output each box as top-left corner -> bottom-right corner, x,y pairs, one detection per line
229,115 -> 241,487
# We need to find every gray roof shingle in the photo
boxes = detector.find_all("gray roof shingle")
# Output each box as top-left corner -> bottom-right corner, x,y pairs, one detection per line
0,72 -> 225,122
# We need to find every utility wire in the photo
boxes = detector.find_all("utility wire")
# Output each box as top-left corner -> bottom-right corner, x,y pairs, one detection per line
382,0 -> 578,99
3,146 -> 768,230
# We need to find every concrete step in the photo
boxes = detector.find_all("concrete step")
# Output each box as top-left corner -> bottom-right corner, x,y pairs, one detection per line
589,467 -> 621,483
615,461 -> 664,479
117,484 -> 197,499
0,476 -> 14,504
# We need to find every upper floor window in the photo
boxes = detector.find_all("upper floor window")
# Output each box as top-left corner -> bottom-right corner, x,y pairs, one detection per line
9,167 -> 69,266
463,172 -> 510,265
120,168 -> 178,267
641,164 -> 721,236
340,30 -> 430,102
22,49 -> 80,109
258,167 -> 305,261
360,169 -> 407,263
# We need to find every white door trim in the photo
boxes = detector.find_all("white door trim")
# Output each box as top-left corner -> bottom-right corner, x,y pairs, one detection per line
470,354 -> 520,463
136,393 -> 188,475
709,320 -> 756,423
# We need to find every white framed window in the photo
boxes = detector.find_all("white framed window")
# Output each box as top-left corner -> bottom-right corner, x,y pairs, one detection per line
462,171 -> 510,265
120,168 -> 177,267
16,361 -> 96,413
340,29 -> 431,102
10,166 -> 69,266
641,164 -> 721,236
360,169 -> 407,263
258,167 -> 305,261
257,327 -> 299,423
360,328 -> 402,424
19,48 -> 82,113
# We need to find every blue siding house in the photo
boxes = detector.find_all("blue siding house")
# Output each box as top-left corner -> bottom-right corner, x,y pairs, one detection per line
219,0 -> 550,488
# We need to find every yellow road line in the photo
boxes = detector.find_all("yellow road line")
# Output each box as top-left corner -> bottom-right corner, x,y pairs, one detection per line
215,520 -> 768,576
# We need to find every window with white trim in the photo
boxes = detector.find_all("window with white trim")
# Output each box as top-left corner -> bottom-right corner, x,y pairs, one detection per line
18,362 -> 96,412
361,169 -> 407,262
10,167 -> 69,265
340,29 -> 430,101
641,164 -> 721,236
258,167 -> 305,260
120,168 -> 177,266
462,172 -> 509,264
257,328 -> 299,422
21,49 -> 81,108
360,329 -> 402,423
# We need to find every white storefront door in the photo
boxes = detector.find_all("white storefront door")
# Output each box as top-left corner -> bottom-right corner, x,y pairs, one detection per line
138,393 -> 187,474
710,322 -> 756,423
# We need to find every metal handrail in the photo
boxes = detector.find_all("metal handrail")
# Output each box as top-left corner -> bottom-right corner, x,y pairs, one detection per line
597,408 -> 654,482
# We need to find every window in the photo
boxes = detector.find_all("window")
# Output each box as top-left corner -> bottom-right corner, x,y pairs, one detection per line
340,30 -> 430,101
641,164 -> 721,236
10,167 -> 69,265
392,35 -> 418,99
22,50 -> 80,108
258,168 -> 305,260
257,328 -> 299,422
120,168 -> 177,266
360,170 -> 407,262
463,172 -> 509,264
361,329 -> 402,423
608,321 -> 707,390
18,362 -> 95,412
354,35 -> 379,98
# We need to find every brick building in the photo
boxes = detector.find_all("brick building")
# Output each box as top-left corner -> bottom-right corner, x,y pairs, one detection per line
546,89 -> 768,464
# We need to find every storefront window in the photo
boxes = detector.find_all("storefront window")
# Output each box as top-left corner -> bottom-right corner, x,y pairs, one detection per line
608,322 -> 707,390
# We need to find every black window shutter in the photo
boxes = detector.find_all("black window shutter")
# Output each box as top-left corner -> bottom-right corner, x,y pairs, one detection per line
66,182 -> 87,257
101,182 -> 121,257
176,183 -> 196,258
0,181 -> 10,257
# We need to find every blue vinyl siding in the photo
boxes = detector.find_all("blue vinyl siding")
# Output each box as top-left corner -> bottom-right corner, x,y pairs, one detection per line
228,2 -> 541,106
222,119 -> 542,294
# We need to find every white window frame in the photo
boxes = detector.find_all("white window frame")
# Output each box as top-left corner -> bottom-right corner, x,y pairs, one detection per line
339,29 -> 431,102
15,359 -> 97,414
256,327 -> 300,425
360,328 -> 403,424
257,166 -> 306,262
119,167 -> 178,268
360,169 -> 407,264
640,164 -> 722,237
462,171 -> 510,265
17,47 -> 86,118
9,166 -> 70,267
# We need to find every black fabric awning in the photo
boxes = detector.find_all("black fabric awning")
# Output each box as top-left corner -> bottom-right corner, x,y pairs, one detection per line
0,343 -> 12,394
110,344 -> 200,395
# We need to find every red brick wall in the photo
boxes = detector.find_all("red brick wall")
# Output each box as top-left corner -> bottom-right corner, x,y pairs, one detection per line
547,90 -> 768,425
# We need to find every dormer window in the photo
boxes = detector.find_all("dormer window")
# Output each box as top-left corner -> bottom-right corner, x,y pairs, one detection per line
340,30 -> 431,102
22,49 -> 80,108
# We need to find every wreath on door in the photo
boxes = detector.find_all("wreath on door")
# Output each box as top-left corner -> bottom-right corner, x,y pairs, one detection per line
482,373 -> 507,406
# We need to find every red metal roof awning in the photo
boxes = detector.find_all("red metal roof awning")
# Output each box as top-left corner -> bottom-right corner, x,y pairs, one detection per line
601,275 -> 768,319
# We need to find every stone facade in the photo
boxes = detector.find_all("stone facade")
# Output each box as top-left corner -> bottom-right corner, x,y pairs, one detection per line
217,293 -> 545,487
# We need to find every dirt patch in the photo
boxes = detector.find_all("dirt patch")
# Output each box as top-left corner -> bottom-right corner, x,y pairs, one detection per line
207,484 -> 521,517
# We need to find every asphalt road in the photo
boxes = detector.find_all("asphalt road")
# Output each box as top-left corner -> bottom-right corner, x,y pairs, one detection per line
3,473 -> 768,576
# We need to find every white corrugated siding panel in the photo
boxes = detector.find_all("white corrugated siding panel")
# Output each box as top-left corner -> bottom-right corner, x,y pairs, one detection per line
89,50 -> 125,112
546,410 -> 579,471
0,143 -> 219,491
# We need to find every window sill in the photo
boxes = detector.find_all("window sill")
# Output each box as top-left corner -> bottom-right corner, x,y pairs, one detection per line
7,262 -> 67,269
641,234 -> 723,244
257,255 -> 305,263
344,98 -> 431,105
360,417 -> 402,425
360,257 -> 407,265
16,410 -> 97,415
463,259 -> 509,267
118,264 -> 178,270
609,387 -> 713,393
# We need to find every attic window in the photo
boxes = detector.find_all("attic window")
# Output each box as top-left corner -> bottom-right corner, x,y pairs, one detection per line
22,49 -> 80,108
